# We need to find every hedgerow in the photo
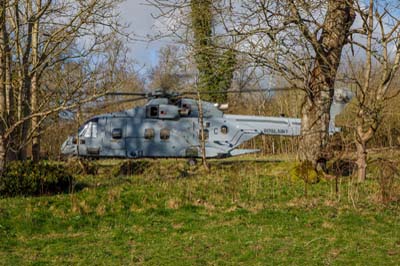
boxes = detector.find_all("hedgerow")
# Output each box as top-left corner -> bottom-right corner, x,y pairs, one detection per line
0,161 -> 74,197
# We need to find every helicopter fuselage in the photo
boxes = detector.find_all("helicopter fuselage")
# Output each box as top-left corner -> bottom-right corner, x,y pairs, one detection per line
61,97 -> 303,158
61,90 -> 351,159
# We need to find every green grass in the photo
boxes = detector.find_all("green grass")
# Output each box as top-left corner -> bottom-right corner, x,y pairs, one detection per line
1,158 -> 400,265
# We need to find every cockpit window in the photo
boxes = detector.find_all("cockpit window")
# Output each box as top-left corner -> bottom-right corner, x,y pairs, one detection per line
91,123 -> 97,138
79,120 -> 98,138
84,125 -> 92,138
79,124 -> 89,137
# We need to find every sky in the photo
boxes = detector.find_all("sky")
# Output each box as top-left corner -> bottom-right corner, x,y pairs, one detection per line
118,1 -> 397,77
118,1 -> 168,69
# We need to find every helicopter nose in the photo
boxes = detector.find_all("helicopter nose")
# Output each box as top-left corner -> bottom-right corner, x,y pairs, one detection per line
61,136 -> 77,155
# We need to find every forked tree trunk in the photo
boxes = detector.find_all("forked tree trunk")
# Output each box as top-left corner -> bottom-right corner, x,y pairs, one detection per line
298,0 -> 355,166
355,126 -> 374,183
299,89 -> 331,165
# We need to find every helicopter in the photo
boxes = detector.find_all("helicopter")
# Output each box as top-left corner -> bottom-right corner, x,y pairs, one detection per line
61,89 -> 352,159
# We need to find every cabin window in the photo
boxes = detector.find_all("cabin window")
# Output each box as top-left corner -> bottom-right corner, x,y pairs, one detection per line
150,106 -> 158,117
144,128 -> 155,140
160,128 -> 170,140
199,129 -> 209,141
146,105 -> 160,118
179,108 -> 190,116
112,128 -> 123,139
179,102 -> 191,116
221,125 -> 228,134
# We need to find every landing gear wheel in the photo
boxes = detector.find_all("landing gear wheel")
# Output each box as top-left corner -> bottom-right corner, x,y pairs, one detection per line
187,158 -> 197,166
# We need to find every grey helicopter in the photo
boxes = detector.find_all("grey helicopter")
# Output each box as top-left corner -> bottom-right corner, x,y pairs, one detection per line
61,89 -> 352,159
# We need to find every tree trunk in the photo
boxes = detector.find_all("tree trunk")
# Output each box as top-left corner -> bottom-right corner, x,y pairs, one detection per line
299,89 -> 331,165
197,91 -> 210,171
18,77 -> 31,160
355,125 -> 374,183
0,135 -> 6,172
190,0 -> 236,103
31,76 -> 40,161
355,139 -> 367,183
0,0 -> 7,173
299,0 -> 355,166
31,0 -> 41,162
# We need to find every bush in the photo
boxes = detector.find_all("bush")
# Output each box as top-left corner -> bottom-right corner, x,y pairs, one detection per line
289,161 -> 320,184
65,158 -> 98,175
328,159 -> 357,177
0,161 -> 74,197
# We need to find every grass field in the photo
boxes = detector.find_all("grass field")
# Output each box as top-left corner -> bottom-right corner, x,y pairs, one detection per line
1,157 -> 400,265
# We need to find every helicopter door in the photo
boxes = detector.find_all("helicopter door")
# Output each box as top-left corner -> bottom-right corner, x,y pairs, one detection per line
104,118 -> 127,157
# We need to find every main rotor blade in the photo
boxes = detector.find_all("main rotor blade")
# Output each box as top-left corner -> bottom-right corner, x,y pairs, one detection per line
181,87 -> 298,96
106,87 -> 299,100
97,97 -> 147,108
59,97 -> 148,117
106,92 -> 147,97
81,97 -> 148,112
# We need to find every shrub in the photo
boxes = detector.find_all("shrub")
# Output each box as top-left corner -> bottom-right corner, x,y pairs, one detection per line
0,161 -> 74,197
65,158 -> 98,175
369,158 -> 399,204
329,159 -> 357,177
289,161 -> 320,197
289,161 -> 320,184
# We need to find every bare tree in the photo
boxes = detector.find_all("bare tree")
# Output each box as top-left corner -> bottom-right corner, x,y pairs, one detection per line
148,45 -> 190,91
146,0 -> 357,168
345,0 -> 400,182
220,0 -> 355,167
0,0 -> 128,171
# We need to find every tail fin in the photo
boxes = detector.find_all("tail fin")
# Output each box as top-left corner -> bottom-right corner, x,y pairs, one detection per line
329,88 -> 353,133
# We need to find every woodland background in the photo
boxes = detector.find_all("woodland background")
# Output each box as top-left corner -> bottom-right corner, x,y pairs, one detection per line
0,0 -> 399,182
2,1 -> 400,264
